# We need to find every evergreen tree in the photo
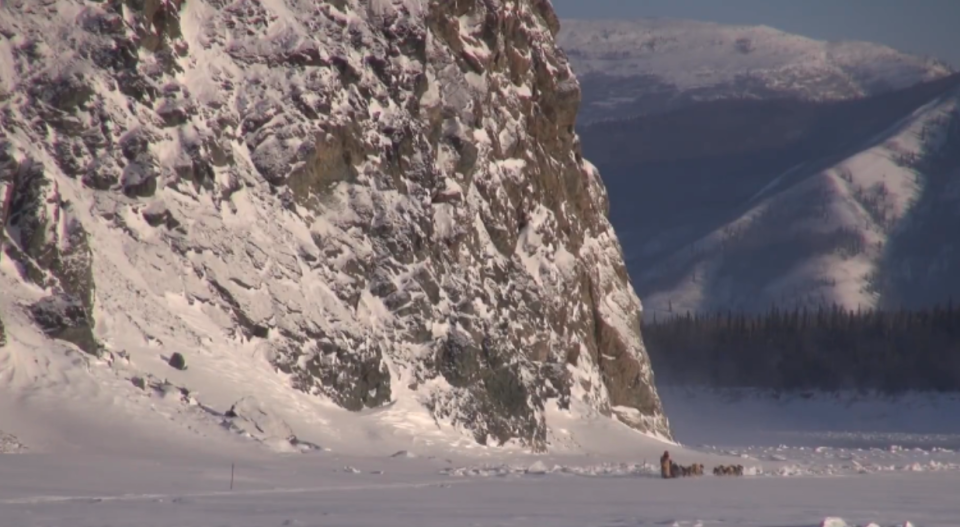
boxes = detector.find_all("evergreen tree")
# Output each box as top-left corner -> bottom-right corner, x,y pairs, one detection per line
642,302 -> 960,393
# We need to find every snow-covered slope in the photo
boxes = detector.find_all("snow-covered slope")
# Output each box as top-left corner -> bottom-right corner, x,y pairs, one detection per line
558,18 -> 954,123
631,84 -> 960,315
3,341 -> 960,527
0,0 -> 671,454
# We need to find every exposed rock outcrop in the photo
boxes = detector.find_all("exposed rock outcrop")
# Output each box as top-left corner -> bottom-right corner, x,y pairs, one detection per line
29,293 -> 98,356
0,0 -> 671,449
223,395 -> 296,443
167,352 -> 187,371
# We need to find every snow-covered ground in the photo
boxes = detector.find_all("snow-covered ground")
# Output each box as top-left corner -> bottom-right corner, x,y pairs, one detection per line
660,386 -> 960,476
5,259 -> 960,525
4,308 -> 960,527
4,452 -> 956,527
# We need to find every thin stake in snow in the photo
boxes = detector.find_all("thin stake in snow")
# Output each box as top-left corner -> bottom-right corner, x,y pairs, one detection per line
230,463 -> 235,490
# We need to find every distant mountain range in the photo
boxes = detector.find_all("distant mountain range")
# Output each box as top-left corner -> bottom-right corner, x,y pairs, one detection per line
565,19 -> 960,316
559,18 -> 954,124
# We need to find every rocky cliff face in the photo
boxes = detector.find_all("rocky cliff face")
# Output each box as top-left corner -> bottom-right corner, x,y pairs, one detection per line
0,0 -> 670,449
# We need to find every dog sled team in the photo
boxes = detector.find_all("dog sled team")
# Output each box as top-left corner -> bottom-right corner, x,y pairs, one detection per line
659,450 -> 744,479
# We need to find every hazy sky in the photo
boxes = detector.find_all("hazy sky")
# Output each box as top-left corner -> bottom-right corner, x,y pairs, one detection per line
551,0 -> 960,67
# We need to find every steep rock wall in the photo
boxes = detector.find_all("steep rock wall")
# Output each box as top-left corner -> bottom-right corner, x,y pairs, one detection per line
0,0 -> 670,449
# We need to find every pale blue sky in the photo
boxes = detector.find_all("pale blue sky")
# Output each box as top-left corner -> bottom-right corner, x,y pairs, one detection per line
551,0 -> 960,67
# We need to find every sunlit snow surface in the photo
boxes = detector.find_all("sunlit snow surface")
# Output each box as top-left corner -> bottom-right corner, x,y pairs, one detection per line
4,375 -> 960,527
3,456 -> 955,527
2,442 -> 957,527
3,260 -> 958,525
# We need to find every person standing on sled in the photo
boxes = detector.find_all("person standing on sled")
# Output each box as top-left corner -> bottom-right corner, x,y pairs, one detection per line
660,450 -> 672,479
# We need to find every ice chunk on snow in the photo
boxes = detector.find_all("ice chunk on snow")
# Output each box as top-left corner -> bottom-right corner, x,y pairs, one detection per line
223,396 -> 296,443
525,460 -> 549,474
0,431 -> 27,453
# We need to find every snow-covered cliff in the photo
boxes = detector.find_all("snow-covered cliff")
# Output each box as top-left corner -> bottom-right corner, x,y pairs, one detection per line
0,0 -> 670,450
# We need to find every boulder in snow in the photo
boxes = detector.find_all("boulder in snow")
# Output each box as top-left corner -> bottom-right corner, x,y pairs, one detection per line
167,352 -> 187,371
29,293 -> 98,355
142,200 -> 181,230
121,161 -> 158,198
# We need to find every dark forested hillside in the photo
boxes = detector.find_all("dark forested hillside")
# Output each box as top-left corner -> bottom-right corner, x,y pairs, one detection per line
580,74 -> 960,243
642,304 -> 960,393
870,109 -> 960,308
579,73 -> 960,168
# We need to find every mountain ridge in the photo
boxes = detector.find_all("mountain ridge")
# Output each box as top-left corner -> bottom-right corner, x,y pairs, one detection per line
581,73 -> 960,316
558,18 -> 955,124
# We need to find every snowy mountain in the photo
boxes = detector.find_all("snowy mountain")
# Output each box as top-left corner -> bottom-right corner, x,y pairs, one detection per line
565,18 -> 960,316
558,18 -> 955,124
583,74 -> 960,316
0,0 -> 671,452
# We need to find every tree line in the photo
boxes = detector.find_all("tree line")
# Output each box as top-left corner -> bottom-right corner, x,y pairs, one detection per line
641,303 -> 960,393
